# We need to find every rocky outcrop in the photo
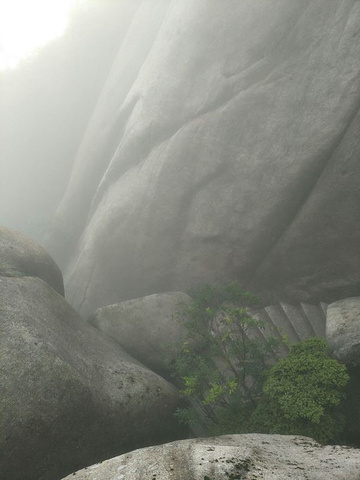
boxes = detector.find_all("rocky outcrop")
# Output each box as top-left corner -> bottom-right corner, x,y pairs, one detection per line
62,434 -> 360,480
52,0 -> 360,317
92,292 -> 191,375
326,297 -> 360,366
0,276 -> 182,480
0,225 -> 64,295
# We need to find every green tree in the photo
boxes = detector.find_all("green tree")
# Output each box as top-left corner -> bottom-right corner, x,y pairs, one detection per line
172,282 -> 282,434
250,338 -> 349,443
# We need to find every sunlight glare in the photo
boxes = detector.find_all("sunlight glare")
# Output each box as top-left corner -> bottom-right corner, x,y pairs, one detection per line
0,0 -> 80,70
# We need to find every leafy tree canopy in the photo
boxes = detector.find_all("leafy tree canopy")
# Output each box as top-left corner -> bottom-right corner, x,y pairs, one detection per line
172,282 -> 282,434
171,283 -> 350,444
250,338 -> 349,443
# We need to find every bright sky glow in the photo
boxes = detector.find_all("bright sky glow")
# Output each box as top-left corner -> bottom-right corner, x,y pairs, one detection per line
0,0 -> 83,70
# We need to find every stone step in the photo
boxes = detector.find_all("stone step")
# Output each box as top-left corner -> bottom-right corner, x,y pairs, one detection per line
248,308 -> 290,358
265,304 -> 301,344
300,302 -> 326,338
248,302 -> 327,356
320,301 -> 328,318
280,302 -> 315,341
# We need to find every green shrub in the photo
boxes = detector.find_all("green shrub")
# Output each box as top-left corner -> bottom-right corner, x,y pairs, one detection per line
172,282 -> 282,434
250,338 -> 349,443
172,284 -> 350,443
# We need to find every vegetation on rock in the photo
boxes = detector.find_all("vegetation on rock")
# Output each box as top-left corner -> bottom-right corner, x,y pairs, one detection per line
172,282 -> 350,443
251,338 -> 349,443
172,282 -> 282,434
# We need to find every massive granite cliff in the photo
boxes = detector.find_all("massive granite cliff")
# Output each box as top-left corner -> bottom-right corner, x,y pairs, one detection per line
53,0 -> 360,317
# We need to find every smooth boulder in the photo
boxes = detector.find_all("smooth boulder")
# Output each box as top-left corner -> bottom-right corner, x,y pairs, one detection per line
326,296 -> 360,366
0,225 -> 64,295
92,292 -> 190,375
62,433 -> 360,480
0,276 -> 182,480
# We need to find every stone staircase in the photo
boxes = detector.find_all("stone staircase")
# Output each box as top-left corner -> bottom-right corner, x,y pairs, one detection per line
248,302 -> 328,357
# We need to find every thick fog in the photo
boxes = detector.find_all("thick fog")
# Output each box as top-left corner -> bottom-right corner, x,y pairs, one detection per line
0,0 -> 140,242
2,2 -> 360,479
1,0 -> 360,310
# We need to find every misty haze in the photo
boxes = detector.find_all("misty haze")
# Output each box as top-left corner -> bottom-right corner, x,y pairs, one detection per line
1,1 -> 360,479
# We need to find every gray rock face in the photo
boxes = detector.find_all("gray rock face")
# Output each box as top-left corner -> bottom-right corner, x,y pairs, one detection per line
326,296 -> 360,366
55,0 -> 360,317
0,276 -> 181,480
62,434 -> 360,480
0,225 -> 64,295
93,292 -> 190,375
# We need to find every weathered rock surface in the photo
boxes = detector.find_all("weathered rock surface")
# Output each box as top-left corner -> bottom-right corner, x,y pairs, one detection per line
0,225 -> 64,295
53,0 -> 360,317
62,434 -> 360,480
92,292 -> 190,375
326,296 -> 360,366
0,276 -> 182,480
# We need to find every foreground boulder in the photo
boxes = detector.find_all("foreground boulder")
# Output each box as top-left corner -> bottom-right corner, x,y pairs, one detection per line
53,0 -> 360,317
92,292 -> 191,375
0,276 -> 182,480
326,296 -> 360,366
62,434 -> 360,480
0,225 -> 64,295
